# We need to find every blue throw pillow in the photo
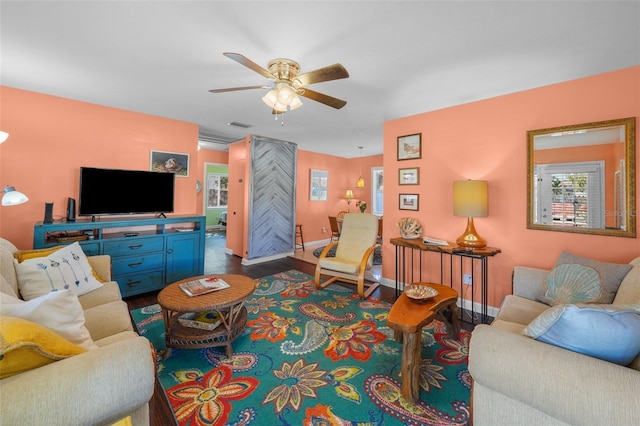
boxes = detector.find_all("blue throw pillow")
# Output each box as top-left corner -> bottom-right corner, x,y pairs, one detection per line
523,304 -> 640,365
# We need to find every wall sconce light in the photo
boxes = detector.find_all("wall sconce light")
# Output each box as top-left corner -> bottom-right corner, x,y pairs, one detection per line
2,186 -> 29,206
453,180 -> 488,248
356,146 -> 365,189
345,189 -> 354,211
0,131 -> 9,144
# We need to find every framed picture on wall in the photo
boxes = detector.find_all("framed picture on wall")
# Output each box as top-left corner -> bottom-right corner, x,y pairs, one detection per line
310,169 -> 329,201
150,151 -> 189,177
399,167 -> 419,185
399,193 -> 419,211
397,133 -> 422,161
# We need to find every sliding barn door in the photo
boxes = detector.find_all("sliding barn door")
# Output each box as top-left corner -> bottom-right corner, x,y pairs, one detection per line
247,136 -> 297,259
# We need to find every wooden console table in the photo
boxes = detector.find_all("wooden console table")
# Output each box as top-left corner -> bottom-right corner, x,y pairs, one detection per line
390,237 -> 501,324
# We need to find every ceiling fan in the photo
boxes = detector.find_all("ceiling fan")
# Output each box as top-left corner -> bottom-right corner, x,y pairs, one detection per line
209,52 -> 349,113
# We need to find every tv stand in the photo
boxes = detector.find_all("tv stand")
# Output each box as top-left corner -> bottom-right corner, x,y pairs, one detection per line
33,215 -> 205,297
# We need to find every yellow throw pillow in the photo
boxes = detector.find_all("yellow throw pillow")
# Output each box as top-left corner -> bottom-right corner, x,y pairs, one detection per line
0,316 -> 85,379
14,246 -> 64,263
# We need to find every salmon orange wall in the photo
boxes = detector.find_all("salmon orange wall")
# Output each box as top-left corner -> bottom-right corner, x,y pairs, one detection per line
0,86 -> 200,249
382,66 -> 640,310
295,150 -> 382,243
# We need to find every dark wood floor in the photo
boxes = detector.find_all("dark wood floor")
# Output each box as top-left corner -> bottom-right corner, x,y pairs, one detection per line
124,247 -> 473,425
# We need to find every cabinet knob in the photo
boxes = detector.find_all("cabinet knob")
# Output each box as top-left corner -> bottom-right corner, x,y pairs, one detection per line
167,248 -> 174,254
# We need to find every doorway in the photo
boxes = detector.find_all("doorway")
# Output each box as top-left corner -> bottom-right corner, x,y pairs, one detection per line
203,163 -> 229,274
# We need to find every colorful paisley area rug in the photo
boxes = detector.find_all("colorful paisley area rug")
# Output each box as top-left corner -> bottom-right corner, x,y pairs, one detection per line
130,270 -> 471,426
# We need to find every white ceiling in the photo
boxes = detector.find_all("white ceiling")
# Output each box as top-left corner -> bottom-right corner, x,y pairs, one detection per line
2,1 -> 639,158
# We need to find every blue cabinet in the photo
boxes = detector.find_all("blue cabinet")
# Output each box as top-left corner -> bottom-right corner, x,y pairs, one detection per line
33,216 -> 205,297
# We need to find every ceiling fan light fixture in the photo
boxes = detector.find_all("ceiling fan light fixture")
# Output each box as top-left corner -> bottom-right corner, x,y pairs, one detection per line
289,94 -> 303,110
262,84 -> 302,112
276,84 -> 295,105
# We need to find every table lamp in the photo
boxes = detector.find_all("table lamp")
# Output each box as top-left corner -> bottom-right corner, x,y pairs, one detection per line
453,180 -> 488,248
345,189 -> 354,211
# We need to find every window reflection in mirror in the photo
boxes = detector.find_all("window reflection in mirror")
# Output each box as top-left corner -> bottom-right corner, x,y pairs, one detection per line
527,117 -> 635,238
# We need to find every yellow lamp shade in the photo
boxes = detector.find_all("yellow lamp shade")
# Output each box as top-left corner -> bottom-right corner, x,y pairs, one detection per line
453,180 -> 488,218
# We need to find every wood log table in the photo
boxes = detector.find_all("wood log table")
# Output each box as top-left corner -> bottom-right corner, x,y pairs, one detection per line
386,283 -> 460,402
157,274 -> 255,359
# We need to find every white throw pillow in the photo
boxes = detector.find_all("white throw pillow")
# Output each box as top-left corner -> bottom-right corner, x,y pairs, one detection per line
0,289 -> 97,350
15,242 -> 103,300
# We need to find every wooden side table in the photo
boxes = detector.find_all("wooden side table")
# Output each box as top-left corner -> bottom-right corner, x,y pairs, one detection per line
157,274 -> 255,358
386,283 -> 459,403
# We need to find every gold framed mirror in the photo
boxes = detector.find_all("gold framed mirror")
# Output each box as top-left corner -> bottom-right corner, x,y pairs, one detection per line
527,117 -> 635,237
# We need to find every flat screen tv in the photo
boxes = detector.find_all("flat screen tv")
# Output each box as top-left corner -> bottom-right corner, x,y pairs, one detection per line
79,167 -> 175,217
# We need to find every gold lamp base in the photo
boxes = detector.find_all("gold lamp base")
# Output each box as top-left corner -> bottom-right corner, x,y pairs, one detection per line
456,217 -> 487,249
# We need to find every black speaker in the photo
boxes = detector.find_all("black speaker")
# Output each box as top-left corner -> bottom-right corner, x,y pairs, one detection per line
43,202 -> 54,224
66,198 -> 76,222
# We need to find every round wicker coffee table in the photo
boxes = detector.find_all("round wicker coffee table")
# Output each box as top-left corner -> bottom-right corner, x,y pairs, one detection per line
157,274 -> 255,359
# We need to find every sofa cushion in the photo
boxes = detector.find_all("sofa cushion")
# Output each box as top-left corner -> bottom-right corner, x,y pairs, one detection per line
83,301 -> 134,341
556,252 -> 632,304
0,316 -> 85,379
496,295 -> 549,326
0,289 -> 97,350
613,258 -> 640,306
15,242 -> 103,300
543,264 -> 602,305
522,304 -> 640,365
0,274 -> 17,299
0,238 -> 19,295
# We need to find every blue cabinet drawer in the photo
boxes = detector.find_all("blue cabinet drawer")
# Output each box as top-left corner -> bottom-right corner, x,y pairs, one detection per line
116,270 -> 164,297
111,253 -> 164,275
78,242 -> 100,256
103,237 -> 164,257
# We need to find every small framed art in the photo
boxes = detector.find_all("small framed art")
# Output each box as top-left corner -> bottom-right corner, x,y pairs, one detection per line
150,151 -> 189,177
397,133 -> 421,161
399,193 -> 419,211
310,169 -> 328,201
399,167 -> 419,185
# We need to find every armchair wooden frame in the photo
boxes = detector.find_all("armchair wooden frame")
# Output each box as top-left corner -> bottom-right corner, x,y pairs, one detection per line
314,241 -> 381,298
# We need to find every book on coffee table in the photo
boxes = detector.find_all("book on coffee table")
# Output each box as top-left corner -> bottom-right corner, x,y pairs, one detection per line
179,276 -> 230,297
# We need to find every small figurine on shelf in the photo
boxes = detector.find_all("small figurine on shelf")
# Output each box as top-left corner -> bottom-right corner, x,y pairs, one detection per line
356,200 -> 367,213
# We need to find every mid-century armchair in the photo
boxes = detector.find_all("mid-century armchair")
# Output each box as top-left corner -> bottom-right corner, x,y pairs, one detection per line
315,213 -> 380,298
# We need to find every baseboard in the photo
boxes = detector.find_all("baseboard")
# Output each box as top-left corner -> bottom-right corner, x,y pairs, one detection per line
241,252 -> 291,266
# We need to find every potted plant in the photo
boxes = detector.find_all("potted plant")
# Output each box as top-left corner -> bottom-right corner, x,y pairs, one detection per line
356,200 -> 367,213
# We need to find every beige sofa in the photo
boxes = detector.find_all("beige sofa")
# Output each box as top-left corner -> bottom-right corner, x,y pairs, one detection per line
0,237 -> 155,426
469,256 -> 640,426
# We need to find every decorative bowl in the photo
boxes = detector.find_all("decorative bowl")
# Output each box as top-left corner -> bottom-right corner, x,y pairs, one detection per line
404,284 -> 438,301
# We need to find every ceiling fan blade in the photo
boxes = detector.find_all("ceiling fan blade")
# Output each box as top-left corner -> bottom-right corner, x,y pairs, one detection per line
209,85 -> 270,93
299,88 -> 347,109
223,52 -> 274,80
296,63 -> 349,86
